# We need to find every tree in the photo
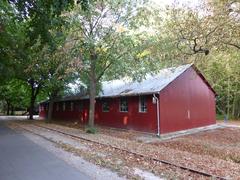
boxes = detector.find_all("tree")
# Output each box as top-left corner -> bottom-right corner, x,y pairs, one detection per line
17,37 -> 75,120
165,0 -> 240,56
0,1 -> 26,84
42,44 -> 76,121
68,0 -> 159,128
0,79 -> 30,115
197,50 -> 240,119
3,0 -> 79,119
162,0 -> 240,119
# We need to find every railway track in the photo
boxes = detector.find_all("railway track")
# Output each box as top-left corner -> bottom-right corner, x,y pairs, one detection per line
17,123 -> 227,180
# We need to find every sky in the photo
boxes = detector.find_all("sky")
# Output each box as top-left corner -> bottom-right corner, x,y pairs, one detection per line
151,0 -> 201,8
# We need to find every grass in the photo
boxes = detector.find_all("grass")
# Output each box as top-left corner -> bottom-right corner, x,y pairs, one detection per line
216,114 -> 224,120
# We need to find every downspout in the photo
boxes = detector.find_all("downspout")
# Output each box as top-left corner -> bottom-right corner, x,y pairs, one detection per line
153,94 -> 160,137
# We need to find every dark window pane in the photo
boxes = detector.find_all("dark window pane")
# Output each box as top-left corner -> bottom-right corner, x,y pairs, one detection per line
102,101 -> 110,112
120,98 -> 128,112
139,96 -> 147,112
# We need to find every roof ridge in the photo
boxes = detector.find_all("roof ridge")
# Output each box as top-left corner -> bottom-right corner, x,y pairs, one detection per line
100,64 -> 193,97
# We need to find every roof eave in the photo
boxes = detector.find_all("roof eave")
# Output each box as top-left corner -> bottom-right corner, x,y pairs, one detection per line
191,64 -> 217,96
97,91 -> 160,99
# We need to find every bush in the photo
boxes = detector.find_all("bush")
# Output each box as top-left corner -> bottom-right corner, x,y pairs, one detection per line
85,126 -> 97,134
216,114 -> 224,120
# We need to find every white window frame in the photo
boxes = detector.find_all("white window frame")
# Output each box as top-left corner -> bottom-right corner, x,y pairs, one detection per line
70,102 -> 74,111
139,96 -> 147,113
119,98 -> 128,112
102,101 -> 109,112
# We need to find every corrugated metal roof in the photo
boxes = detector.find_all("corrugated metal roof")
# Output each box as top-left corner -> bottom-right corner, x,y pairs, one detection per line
40,64 -> 193,103
99,63 -> 193,97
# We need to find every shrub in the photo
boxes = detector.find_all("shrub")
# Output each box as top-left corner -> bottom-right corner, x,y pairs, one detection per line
85,126 -> 97,134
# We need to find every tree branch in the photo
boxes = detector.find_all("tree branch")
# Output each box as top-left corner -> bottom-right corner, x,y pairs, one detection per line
222,41 -> 240,50
97,61 -> 113,81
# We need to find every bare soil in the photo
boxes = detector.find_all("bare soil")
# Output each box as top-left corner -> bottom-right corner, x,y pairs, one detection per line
217,120 -> 240,126
151,127 -> 240,163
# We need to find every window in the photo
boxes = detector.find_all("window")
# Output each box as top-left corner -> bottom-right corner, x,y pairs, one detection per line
102,101 -> 109,112
139,96 -> 147,112
119,98 -> 128,112
70,102 -> 74,111
63,102 -> 66,111
56,103 -> 59,111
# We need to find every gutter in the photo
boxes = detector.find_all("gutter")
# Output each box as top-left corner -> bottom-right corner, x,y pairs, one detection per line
153,94 -> 160,137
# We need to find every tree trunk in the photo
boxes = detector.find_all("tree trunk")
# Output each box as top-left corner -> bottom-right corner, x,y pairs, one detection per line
233,95 -> 240,119
10,105 -> 14,115
232,94 -> 236,119
6,101 -> 10,115
47,90 -> 59,122
88,63 -> 96,127
227,76 -> 230,119
47,99 -> 54,121
28,79 -> 41,120
29,95 -> 35,120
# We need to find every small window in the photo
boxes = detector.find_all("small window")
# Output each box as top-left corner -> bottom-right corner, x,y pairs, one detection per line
102,101 -> 109,112
62,102 -> 66,111
70,102 -> 74,111
139,96 -> 147,112
120,98 -> 128,112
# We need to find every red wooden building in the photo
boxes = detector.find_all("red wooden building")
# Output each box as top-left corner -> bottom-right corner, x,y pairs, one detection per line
39,64 -> 216,135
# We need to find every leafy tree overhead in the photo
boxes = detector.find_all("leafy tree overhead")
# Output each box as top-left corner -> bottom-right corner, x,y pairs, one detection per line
0,1 -> 26,83
9,0 -> 75,46
15,34 -> 75,120
68,0 -> 161,127
165,0 -> 240,56
1,0 -> 83,119
42,43 -> 77,121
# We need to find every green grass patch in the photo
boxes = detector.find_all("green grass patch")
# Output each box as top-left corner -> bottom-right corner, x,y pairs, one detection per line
216,114 -> 224,120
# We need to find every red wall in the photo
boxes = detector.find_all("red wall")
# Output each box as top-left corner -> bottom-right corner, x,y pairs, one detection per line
95,95 -> 158,133
39,95 -> 158,133
39,106 -> 47,118
51,100 -> 89,124
159,67 -> 216,134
